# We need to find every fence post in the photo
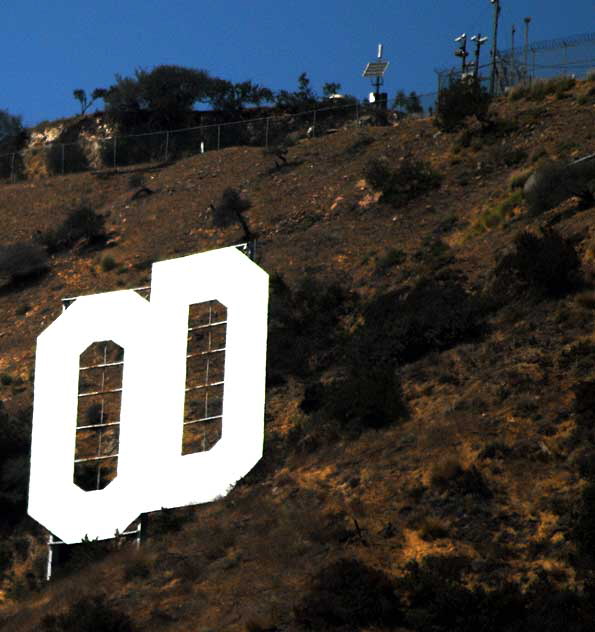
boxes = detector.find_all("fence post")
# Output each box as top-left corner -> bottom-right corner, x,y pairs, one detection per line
164,131 -> 169,162
61,144 -> 65,175
113,136 -> 117,169
265,118 -> 270,148
217,125 -> 221,150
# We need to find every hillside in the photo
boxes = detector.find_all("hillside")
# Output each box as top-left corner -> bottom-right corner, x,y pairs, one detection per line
0,78 -> 595,631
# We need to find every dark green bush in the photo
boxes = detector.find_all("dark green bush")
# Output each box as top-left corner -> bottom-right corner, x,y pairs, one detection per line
376,248 -> 406,274
0,404 -> 31,528
323,361 -> 408,433
41,205 -> 107,254
430,461 -> 493,499
267,275 -> 353,384
211,187 -> 252,229
0,242 -> 48,285
41,595 -> 134,632
435,78 -> 492,132
364,157 -> 442,207
573,380 -> 595,445
396,555 -> 595,632
357,276 -> 487,367
573,478 -> 595,566
294,558 -> 403,630
101,255 -> 117,272
491,227 -> 582,300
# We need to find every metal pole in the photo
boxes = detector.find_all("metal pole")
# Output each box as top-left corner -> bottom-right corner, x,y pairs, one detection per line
113,136 -> 117,169
312,109 -> 316,136
489,0 -> 501,95
61,144 -> 65,175
265,117 -> 270,148
10,153 -> 15,183
471,34 -> 488,79
164,131 -> 169,162
217,125 -> 221,150
46,535 -> 54,581
524,17 -> 531,81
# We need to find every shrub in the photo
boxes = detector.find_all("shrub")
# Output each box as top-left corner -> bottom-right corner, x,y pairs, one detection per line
357,276 -> 487,367
419,516 -> 450,541
376,248 -> 406,273
101,255 -> 117,272
397,556 -> 595,632
294,558 -> 403,629
0,404 -> 32,527
41,595 -> 134,632
524,159 -> 595,215
0,242 -> 48,285
491,227 -> 582,300
477,190 -> 524,230
573,476 -> 595,566
508,76 -> 576,102
267,275 -> 353,383
435,78 -> 491,132
323,361 -> 408,433
41,205 -> 106,254
573,380 -> 595,444
430,461 -> 493,499
211,187 -> 253,241
364,157 -> 442,207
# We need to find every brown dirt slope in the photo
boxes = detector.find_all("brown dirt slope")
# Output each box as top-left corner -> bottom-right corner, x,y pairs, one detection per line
0,80 -> 594,630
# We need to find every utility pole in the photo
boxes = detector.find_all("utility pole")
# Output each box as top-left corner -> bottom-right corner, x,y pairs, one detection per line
511,24 -> 516,52
471,33 -> 488,79
454,33 -> 469,78
524,17 -> 532,81
489,0 -> 501,95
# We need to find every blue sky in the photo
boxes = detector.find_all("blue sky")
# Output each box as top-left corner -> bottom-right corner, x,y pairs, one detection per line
2,1 -> 593,126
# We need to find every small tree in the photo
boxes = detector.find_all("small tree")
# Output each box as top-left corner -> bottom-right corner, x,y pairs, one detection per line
73,88 -> 107,115
323,81 -> 341,98
208,79 -> 273,113
0,109 -> 23,145
275,72 -> 318,111
210,188 -> 253,242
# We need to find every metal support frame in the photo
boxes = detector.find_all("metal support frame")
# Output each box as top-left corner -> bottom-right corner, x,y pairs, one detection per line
47,521 -> 142,581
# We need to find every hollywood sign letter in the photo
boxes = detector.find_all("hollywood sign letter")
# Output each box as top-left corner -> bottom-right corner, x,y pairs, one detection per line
28,247 -> 268,544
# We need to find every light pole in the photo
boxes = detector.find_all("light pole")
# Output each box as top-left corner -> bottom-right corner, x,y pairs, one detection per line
471,34 -> 488,79
524,17 -> 532,81
489,0 -> 501,95
454,33 -> 469,77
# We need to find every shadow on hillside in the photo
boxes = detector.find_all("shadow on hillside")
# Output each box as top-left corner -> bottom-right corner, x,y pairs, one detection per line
0,268 -> 49,297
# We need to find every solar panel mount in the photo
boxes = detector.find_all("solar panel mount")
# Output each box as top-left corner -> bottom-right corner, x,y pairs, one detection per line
362,60 -> 389,78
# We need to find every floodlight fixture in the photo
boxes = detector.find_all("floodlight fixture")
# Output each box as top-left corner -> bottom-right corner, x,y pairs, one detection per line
471,35 -> 488,44
454,33 -> 467,43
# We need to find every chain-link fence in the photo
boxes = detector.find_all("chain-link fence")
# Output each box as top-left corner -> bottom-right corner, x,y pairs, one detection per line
437,31 -> 595,95
0,101 -> 411,183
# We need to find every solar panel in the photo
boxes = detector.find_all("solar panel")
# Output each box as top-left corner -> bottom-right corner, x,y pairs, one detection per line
362,61 -> 389,77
